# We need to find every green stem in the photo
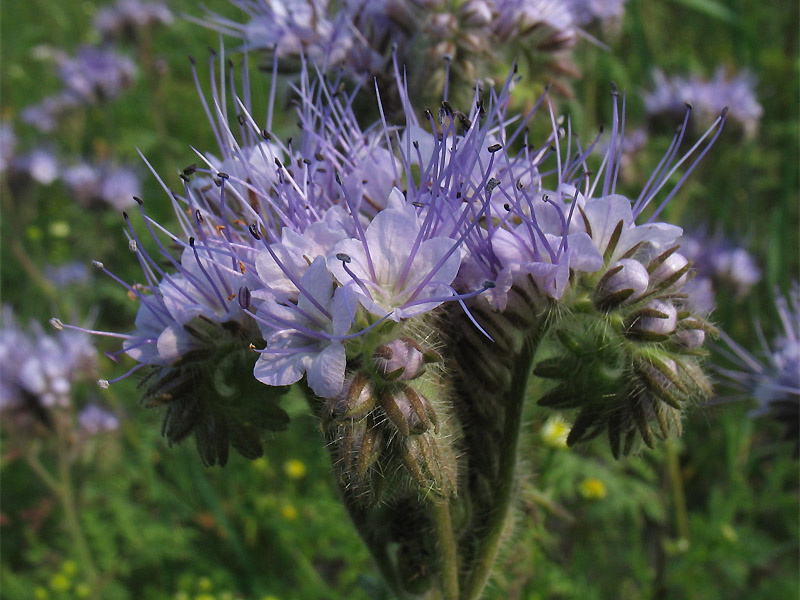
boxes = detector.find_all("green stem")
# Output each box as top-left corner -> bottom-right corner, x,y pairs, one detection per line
666,439 -> 690,541
54,419 -> 100,590
431,500 -> 459,600
463,329 -> 543,600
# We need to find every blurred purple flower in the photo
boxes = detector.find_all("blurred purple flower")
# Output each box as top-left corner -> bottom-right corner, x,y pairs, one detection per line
0,122 -> 16,173
681,229 -> 761,300
717,286 -> 800,445
0,308 -> 97,417
13,148 -> 60,185
645,68 -> 762,137
57,45 -> 137,104
78,403 -> 120,434
44,262 -> 91,288
63,161 -> 140,210
94,0 -> 174,39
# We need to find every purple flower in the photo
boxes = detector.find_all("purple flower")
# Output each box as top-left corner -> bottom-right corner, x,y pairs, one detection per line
63,161 -> 140,210
717,286 -> 800,444
57,45 -> 137,104
0,122 -> 16,173
645,68 -> 762,137
20,92 -> 81,133
44,262 -> 91,288
681,229 -> 761,300
78,403 -> 120,434
13,148 -> 60,185
565,0 -> 629,25
94,0 -> 174,39
0,308 -> 96,417
80,52 -> 725,412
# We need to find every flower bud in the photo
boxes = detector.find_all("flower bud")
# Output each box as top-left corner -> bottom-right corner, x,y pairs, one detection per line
675,328 -> 705,349
631,299 -> 678,338
380,385 -> 435,436
373,338 -> 427,381
329,372 -> 376,420
649,251 -> 689,288
595,258 -> 649,308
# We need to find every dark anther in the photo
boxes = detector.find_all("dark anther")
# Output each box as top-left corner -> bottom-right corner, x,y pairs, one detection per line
336,253 -> 351,263
503,203 -> 511,211
274,158 -> 283,168
488,143 -> 503,153
217,172 -> 229,180
237,114 -> 246,125
423,108 -> 433,121
122,211 -> 129,220
456,191 -> 462,199
189,237 -> 195,246
720,106 -> 729,117
458,112 -> 472,129
335,171 -> 342,185
412,201 -> 424,207
684,101 -> 693,109
189,55 -> 196,65
483,281 -> 496,289
183,164 -> 197,175
195,209 -> 203,223
485,177 -> 501,193
248,223 -> 262,240
238,286 -> 251,310
133,196 -> 143,205
609,82 -> 619,96
207,47 -> 217,57
287,137 -> 293,146
303,158 -> 312,165
314,152 -> 324,161
413,140 -> 420,149
261,129 -> 272,140
179,173 -> 190,182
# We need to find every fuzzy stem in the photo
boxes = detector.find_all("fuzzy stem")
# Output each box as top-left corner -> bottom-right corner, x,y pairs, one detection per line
431,500 -> 459,600
666,439 -> 690,541
462,342 -> 539,600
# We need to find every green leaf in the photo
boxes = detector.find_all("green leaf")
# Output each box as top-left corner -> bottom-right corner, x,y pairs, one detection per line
665,0 -> 737,22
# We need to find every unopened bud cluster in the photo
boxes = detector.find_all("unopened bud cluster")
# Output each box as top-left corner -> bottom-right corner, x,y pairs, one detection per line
323,328 -> 458,505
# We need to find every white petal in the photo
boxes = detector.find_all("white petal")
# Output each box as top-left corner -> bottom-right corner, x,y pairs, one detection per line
307,342 -> 346,398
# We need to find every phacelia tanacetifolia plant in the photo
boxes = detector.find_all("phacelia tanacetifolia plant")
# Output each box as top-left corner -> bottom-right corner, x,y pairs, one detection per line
56,52 -> 727,598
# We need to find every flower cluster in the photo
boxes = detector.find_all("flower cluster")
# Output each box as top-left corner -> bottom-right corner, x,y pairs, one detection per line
94,0 -> 174,41
645,67 -> 762,137
680,228 -> 762,312
70,51 -> 728,485
198,0 -> 629,105
0,308 -> 98,431
22,46 -> 136,132
717,286 -> 800,447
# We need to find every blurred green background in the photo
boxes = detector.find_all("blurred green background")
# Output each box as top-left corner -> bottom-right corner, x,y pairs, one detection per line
1,1 -> 797,599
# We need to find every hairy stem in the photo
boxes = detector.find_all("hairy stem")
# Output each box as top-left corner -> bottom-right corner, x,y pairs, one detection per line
431,500 -> 459,600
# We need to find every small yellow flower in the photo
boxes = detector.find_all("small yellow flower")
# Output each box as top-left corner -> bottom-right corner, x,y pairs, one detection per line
194,594 -> 215,600
262,596 -> 280,600
49,221 -> 71,238
721,524 -> 738,543
61,560 -> 78,576
281,504 -> 299,521
197,577 -> 213,592
49,573 -> 71,592
579,478 -> 607,500
541,415 -> 571,449
252,457 -> 269,472
284,459 -> 307,480
34,587 -> 49,600
75,583 -> 91,598
174,593 -> 190,600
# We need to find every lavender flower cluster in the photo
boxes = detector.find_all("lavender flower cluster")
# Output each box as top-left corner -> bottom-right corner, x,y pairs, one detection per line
0,308 -> 116,436
199,0 -> 631,103
645,68 -> 763,137
4,1 -> 174,211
